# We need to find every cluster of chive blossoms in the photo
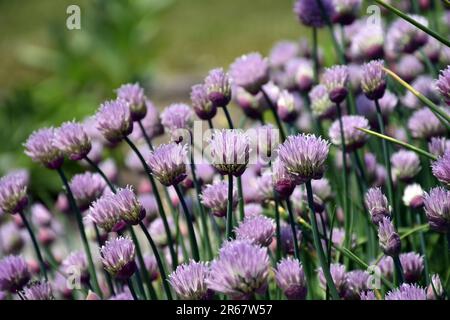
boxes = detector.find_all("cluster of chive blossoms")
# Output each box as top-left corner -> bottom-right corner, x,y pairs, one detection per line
0,0 -> 449,301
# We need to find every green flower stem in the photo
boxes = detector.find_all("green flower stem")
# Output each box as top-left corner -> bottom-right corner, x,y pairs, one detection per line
173,184 -> 200,261
374,100 -> 396,223
207,119 -> 214,130
19,210 -> 48,281
285,199 -> 300,261
356,127 -> 437,161
138,222 -> 173,300
413,208 -> 430,284
373,0 -> 450,47
237,177 -> 245,221
393,255 -> 405,286
336,103 -> 351,251
226,174 -> 234,239
317,0 -> 345,64
137,120 -> 153,151
124,136 -> 178,268
312,27 -> 319,83
260,87 -> 287,141
127,277 -> 139,300
56,167 -> 102,298
129,227 -> 154,300
274,195 -> 282,262
222,106 -> 234,129
84,156 -> 116,193
383,67 -> 450,128
305,180 -> 340,300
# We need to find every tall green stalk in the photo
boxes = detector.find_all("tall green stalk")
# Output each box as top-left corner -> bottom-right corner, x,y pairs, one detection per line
260,87 -> 287,141
226,174 -> 234,239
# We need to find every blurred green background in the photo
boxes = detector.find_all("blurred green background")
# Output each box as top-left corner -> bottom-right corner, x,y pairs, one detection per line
0,0 -> 328,193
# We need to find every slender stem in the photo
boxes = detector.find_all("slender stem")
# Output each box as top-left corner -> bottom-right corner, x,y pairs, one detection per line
124,136 -> 178,268
207,119 -> 214,130
236,177 -> 245,221
137,120 -> 153,150
19,211 -> 48,281
374,100 -> 396,226
260,87 -> 287,141
305,180 -> 340,300
127,278 -> 139,300
138,222 -> 173,300
173,185 -> 200,261
274,194 -> 282,261
414,209 -> 429,284
226,174 -> 234,239
373,0 -> 450,47
285,199 -> 300,261
56,168 -> 102,298
222,106 -> 234,129
312,27 -> 319,83
316,0 -> 345,64
393,255 -> 405,286
129,228 -> 152,300
356,127 -> 437,161
336,103 -> 351,251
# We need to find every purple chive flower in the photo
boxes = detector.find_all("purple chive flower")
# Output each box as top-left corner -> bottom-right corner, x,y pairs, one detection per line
293,0 -> 334,28
278,133 -> 330,183
95,99 -> 133,143
318,263 -> 348,298
269,41 -> 299,69
88,193 -> 123,233
209,129 -> 250,177
291,59 -> 314,92
235,216 -> 275,247
54,121 -> 91,161
206,240 -> 270,299
200,181 -> 237,218
402,183 -> 424,209
378,217 -> 401,257
0,173 -> 28,215
244,203 -> 263,219
436,66 -> 450,106
423,187 -> 450,233
400,252 -> 424,283
309,84 -> 335,119
328,115 -> 369,151
356,91 -> 398,124
229,53 -> 269,94
100,236 -> 136,280
350,24 -> 384,61
377,256 -> 394,280
280,224 -> 302,256
31,203 -> 52,227
432,151 -> 450,185
311,178 -> 332,202
360,290 -> 377,300
331,0 -> 361,25
130,99 -> 164,141
190,84 -> 217,120
361,60 -> 386,101
272,158 -> 299,199
0,255 -> 30,293
61,251 -> 89,284
426,274 -> 444,300
428,137 -> 450,157
254,172 -> 274,202
385,284 -> 426,300
391,150 -> 421,182
386,16 -> 429,55
149,217 -> 176,247
109,290 -> 133,300
69,172 -> 106,211
204,68 -> 232,108
24,128 -> 64,169
408,107 -> 447,139
144,254 -> 159,281
116,83 -> 147,121
277,90 -> 298,123
345,270 -> 370,300
160,103 -> 194,135
114,186 -> 146,225
322,65 -> 349,104
396,55 -> 424,83
22,281 -> 53,300
169,260 -> 212,300
274,257 -> 307,300
234,87 -> 266,120
365,187 -> 391,225
147,143 -> 187,186
139,194 -> 158,223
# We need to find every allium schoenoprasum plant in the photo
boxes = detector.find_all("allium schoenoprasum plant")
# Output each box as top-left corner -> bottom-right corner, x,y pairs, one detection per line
0,0 -> 449,301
